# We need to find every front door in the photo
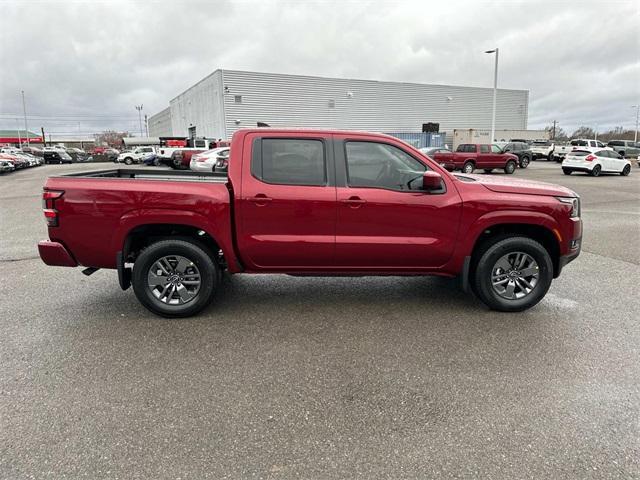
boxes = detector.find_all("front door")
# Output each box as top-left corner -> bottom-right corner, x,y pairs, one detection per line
237,134 -> 336,269
334,137 -> 462,269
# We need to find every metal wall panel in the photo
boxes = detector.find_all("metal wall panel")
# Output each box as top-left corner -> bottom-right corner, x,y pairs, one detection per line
221,70 -> 528,138
152,69 -> 529,141
148,107 -> 172,137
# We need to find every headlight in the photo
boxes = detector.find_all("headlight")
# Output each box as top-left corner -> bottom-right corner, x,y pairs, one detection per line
557,196 -> 580,218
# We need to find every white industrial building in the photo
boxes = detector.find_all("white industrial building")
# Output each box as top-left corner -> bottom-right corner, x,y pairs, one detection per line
149,69 -> 529,143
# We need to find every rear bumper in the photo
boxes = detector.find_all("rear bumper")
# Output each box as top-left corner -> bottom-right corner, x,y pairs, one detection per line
38,240 -> 77,267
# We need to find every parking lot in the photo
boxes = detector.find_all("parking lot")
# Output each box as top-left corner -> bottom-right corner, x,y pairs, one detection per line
1,161 -> 639,478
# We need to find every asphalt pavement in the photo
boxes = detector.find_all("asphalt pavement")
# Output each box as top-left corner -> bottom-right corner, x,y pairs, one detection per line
1,161 -> 639,479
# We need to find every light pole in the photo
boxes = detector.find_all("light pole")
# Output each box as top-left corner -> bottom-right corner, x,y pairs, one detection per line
135,104 -> 144,137
21,90 -> 30,146
485,48 -> 499,143
632,105 -> 639,143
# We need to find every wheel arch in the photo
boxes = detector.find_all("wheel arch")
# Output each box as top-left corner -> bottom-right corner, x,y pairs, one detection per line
468,221 -> 562,278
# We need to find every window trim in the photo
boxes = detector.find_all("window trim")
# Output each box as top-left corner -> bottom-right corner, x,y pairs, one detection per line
251,137 -> 329,187
342,139 -> 444,194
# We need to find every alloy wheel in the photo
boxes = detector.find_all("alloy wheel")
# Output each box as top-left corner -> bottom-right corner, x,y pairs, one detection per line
491,252 -> 539,300
147,255 -> 201,305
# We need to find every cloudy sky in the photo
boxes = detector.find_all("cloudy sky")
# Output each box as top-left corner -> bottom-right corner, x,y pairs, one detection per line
0,0 -> 638,137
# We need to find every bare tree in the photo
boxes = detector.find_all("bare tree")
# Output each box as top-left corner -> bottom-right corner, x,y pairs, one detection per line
95,130 -> 131,148
570,126 -> 596,139
545,124 -> 568,141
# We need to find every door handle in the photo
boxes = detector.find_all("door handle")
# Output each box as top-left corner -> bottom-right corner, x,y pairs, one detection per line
249,194 -> 272,205
340,196 -> 366,208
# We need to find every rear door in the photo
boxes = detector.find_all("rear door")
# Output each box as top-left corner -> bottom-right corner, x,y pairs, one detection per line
237,133 -> 336,269
333,135 -> 462,269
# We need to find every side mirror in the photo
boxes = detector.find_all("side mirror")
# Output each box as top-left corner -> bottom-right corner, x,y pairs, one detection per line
422,171 -> 443,192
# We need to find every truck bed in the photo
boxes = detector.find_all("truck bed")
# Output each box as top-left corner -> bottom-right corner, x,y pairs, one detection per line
56,168 -> 228,183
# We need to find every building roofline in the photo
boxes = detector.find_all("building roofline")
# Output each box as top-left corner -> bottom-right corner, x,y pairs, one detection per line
165,68 -> 529,106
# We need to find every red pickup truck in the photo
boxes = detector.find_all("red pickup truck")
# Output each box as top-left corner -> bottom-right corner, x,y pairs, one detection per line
38,129 -> 582,317
434,143 -> 519,174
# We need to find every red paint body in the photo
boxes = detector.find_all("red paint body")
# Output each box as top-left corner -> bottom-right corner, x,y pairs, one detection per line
434,144 -> 518,171
38,129 -> 582,280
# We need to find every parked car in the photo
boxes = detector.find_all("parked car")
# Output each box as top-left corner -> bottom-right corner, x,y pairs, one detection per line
43,150 -> 73,164
0,159 -> 15,173
0,153 -> 28,169
437,143 -> 519,174
607,140 -> 640,159
530,140 -> 555,161
562,149 -> 632,177
157,138 -> 211,164
552,139 -> 609,162
496,141 -> 532,168
16,152 -> 42,167
37,128 -> 582,317
21,145 -> 44,156
117,147 -> 156,165
170,149 -> 208,169
190,147 -> 231,172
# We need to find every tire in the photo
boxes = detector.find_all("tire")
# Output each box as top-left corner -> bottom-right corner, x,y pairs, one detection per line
621,164 -> 631,176
548,153 -> 554,162
483,169 -> 493,173
132,239 -> 219,318
590,165 -> 601,177
472,236 -> 553,312
504,160 -> 516,174
562,168 -> 572,175
519,156 -> 530,168
124,157 -> 133,165
462,161 -> 475,174
153,158 -> 160,166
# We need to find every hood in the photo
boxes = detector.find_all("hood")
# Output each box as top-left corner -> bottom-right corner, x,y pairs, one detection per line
454,173 -> 577,197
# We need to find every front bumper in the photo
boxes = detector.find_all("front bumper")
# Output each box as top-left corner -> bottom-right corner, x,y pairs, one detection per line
38,240 -> 77,267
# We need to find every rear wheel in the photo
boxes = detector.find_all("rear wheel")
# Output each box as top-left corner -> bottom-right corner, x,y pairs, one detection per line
472,236 -> 553,312
548,152 -> 554,161
504,160 -> 516,174
562,168 -> 572,175
124,157 -> 133,165
519,156 -> 530,168
621,164 -> 631,176
132,239 -> 218,318
463,161 -> 475,174
591,164 -> 601,177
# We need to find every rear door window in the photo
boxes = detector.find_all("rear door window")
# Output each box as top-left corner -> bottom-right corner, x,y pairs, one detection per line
480,145 -> 491,153
252,138 -> 326,186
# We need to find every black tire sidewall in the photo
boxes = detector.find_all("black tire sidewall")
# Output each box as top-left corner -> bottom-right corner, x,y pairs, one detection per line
473,237 -> 553,312
592,165 -> 601,176
132,240 -> 217,317
504,161 -> 516,174
463,161 -> 474,173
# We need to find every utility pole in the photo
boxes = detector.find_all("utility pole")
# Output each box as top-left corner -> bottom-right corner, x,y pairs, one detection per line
135,104 -> 144,137
21,90 -> 29,146
485,48 -> 499,143
15,118 -> 22,146
552,120 -> 557,140
41,127 -> 46,147
633,105 -> 639,143
144,114 -> 149,137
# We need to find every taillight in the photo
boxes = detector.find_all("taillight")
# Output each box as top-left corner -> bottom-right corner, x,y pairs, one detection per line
42,190 -> 64,226
195,156 -> 206,162
585,155 -> 596,162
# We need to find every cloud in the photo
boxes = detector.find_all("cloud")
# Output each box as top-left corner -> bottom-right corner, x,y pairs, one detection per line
0,0 -> 638,136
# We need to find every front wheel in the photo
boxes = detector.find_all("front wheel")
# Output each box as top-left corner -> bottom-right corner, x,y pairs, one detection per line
132,239 -> 219,318
504,160 -> 516,174
472,236 -> 553,312
621,164 -> 631,176
519,156 -> 530,168
548,153 -> 554,162
124,157 -> 133,165
591,165 -> 601,177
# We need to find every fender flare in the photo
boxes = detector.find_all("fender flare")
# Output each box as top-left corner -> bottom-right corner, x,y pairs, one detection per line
111,209 -> 241,272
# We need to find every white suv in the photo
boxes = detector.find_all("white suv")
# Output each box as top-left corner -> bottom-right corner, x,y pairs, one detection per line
116,147 -> 156,165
